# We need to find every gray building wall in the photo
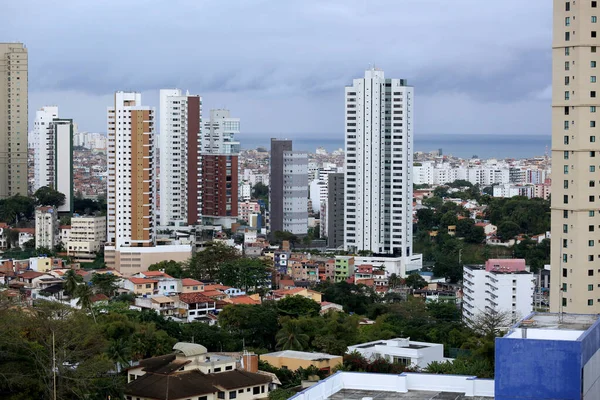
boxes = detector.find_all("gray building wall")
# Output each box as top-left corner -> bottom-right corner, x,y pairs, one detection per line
269,139 -> 292,233
327,173 -> 344,249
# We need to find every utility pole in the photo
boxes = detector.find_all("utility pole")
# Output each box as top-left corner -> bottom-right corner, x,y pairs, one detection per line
52,331 -> 57,400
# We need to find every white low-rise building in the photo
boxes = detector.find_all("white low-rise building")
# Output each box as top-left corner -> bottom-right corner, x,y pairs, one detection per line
67,215 -> 106,259
462,265 -> 534,325
35,206 -> 59,249
347,338 -> 448,369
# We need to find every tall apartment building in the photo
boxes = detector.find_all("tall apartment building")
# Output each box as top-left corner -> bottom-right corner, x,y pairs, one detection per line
269,139 -> 308,235
344,69 -> 413,256
327,173 -> 344,249
551,0 -> 600,313
200,110 -> 240,228
33,107 -> 74,213
0,43 -> 28,198
33,106 -> 58,190
462,264 -> 534,326
35,206 -> 58,249
159,89 -> 202,227
106,92 -> 156,248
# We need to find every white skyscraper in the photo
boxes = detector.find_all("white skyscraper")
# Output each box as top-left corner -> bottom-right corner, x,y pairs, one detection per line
159,89 -> 202,227
344,69 -> 414,256
33,106 -> 59,191
106,92 -> 156,248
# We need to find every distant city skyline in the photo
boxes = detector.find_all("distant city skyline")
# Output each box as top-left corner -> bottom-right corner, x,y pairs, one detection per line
1,1 -> 551,138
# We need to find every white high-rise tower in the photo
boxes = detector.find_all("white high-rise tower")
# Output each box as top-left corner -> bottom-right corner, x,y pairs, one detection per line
159,89 -> 202,227
344,68 -> 414,256
33,106 -> 59,191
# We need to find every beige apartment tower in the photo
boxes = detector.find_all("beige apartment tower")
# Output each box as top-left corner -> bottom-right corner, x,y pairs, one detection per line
0,43 -> 28,198
551,0 -> 600,313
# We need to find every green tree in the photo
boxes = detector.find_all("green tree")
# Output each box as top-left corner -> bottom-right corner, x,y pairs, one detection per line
91,273 -> 120,297
0,195 -> 35,224
465,226 -> 486,244
416,208 -> 438,231
448,179 -> 473,188
277,295 -> 321,317
0,302 -> 122,399
439,211 -> 458,228
186,242 -> 240,281
148,260 -> 185,278
219,304 -> 279,350
34,186 -> 66,207
456,218 -> 475,238
269,388 -> 296,400
75,284 -> 97,323
252,182 -> 269,200
405,273 -> 427,290
496,221 -> 521,241
276,318 -> 310,351
218,258 -> 270,291
63,269 -> 83,296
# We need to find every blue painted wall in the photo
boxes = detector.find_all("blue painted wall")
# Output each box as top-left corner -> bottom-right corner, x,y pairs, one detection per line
495,337 -> 581,400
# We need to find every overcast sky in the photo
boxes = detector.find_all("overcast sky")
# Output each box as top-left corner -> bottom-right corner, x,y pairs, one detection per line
1,0 -> 552,138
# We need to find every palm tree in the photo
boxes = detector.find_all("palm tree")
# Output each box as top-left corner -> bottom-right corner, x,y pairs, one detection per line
63,269 -> 81,297
75,284 -> 97,323
388,273 -> 400,289
275,319 -> 309,351
108,338 -> 132,373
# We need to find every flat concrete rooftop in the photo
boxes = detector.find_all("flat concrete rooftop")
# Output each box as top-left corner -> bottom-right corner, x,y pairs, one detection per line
518,313 -> 598,331
328,389 -> 493,399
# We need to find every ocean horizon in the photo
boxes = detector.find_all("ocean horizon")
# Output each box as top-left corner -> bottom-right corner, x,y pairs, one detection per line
241,133 -> 551,159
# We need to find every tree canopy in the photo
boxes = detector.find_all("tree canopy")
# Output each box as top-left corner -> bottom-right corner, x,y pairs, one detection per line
34,186 -> 66,208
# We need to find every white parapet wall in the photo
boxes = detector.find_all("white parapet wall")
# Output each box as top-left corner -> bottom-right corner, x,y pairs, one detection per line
289,371 -> 494,400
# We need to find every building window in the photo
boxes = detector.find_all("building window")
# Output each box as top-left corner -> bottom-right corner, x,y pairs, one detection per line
564,195 -> 569,204
566,61 -> 571,71
593,106 -> 597,112
592,136 -> 597,143
229,391 -> 237,399
563,238 -> 568,247
591,195 -> 596,202
565,120 -> 570,130
563,254 -> 568,263
593,91 -> 598,98
564,180 -> 569,189
590,255 -> 595,261
566,47 -> 571,56
565,76 -> 570,85
564,165 -> 569,174
589,299 -> 595,306
566,32 -> 571,41
593,61 -> 598,68
566,1 -> 570,11
592,166 -> 597,172
566,17 -> 571,26
593,31 -> 598,38
591,180 -> 596,187
565,91 -> 571,100
563,224 -> 569,233
592,151 -> 597,157
564,150 -> 570,159
563,298 -> 568,307
590,240 -> 595,247
565,135 -> 570,144
563,268 -> 568,277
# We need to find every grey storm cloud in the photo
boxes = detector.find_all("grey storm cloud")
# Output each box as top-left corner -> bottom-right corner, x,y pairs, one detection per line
1,0 -> 553,135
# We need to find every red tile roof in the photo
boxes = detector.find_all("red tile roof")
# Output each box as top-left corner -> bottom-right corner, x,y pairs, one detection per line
228,296 -> 260,305
181,278 -> 203,286
19,271 -> 46,280
129,277 -> 158,284
178,293 -> 214,304
142,271 -> 173,278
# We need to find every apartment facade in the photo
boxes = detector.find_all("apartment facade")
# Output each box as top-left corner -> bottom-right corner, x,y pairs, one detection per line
33,106 -> 59,191
269,139 -> 308,235
66,215 -> 106,258
200,109 -> 240,228
327,173 -> 344,249
35,206 -> 58,249
344,69 -> 413,257
0,43 -> 28,198
462,265 -> 534,325
158,89 -> 202,227
551,0 -> 600,313
106,92 -> 156,248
